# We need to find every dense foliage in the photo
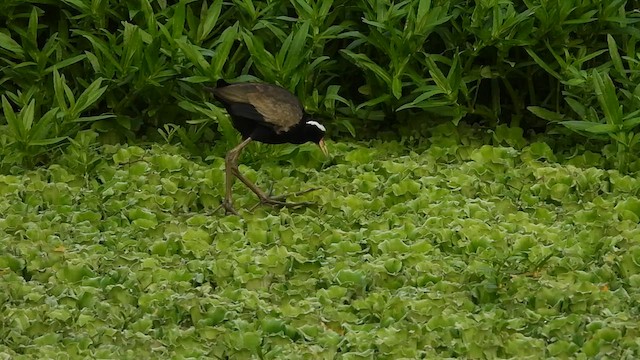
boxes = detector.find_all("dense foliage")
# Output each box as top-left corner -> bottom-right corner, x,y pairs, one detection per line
1,0 -> 640,171
2,125 -> 640,358
2,1 -> 640,358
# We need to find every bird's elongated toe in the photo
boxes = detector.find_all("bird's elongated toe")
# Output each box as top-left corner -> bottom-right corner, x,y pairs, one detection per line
252,198 -> 315,211
267,187 -> 321,202
250,188 -> 320,211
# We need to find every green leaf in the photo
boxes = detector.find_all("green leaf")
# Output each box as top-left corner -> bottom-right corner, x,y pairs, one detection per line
27,7 -> 39,46
391,75 -> 402,99
582,123 -> 619,134
241,31 -> 276,78
325,86 -> 351,111
340,49 -> 392,86
384,258 -> 402,273
592,70 -> 622,126
416,0 -> 432,31
140,0 -> 156,34
72,77 -> 108,116
527,106 -> 565,122
72,114 -> 116,122
176,39 -> 210,73
283,21 -> 310,73
317,0 -> 334,17
563,10 -> 598,24
379,238 -> 410,253
425,55 -> 451,95
308,55 -> 329,71
565,97 -> 587,119
29,137 -> 68,146
29,107 -> 60,141
45,54 -> 87,73
356,94 -> 392,111
181,228 -> 212,258
335,269 -> 366,286
84,50 -> 101,72
62,0 -> 90,12
74,30 -> 123,72
53,69 -> 68,112
447,53 -> 462,94
191,100 -> 237,142
22,99 -> 36,134
239,331 -> 261,350
562,121 -> 615,134
197,0 -> 223,43
622,117 -> 640,130
526,48 -> 561,80
397,87 -> 445,111
181,76 -> 211,83
210,23 -> 238,76
171,0 -> 186,39
2,95 -> 22,139
0,32 -> 24,57
607,34 -> 627,80
337,118 -> 356,137
291,0 -> 314,17
275,30 -> 293,70
122,23 -> 142,69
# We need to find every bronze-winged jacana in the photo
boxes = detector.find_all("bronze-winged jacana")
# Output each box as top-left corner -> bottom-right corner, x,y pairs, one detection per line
206,80 -> 329,214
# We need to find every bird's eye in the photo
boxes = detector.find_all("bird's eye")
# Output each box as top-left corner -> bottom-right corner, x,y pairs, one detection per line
306,121 -> 326,132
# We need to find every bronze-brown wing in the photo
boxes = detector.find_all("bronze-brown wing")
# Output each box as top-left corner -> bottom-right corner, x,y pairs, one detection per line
212,83 -> 252,103
213,83 -> 303,133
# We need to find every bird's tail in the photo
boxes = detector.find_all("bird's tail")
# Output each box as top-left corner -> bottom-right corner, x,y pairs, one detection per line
216,79 -> 230,87
203,79 -> 230,96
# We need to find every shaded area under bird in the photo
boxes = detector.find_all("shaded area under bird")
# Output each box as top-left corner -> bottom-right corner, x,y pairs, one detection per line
205,80 -> 329,215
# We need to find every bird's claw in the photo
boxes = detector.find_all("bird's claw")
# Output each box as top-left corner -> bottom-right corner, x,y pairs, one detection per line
214,199 -> 238,215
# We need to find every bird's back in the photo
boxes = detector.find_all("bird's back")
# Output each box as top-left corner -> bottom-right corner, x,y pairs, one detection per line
213,82 -> 304,133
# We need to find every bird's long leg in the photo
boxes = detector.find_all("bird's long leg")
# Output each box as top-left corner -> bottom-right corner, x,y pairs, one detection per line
225,138 -> 271,199
222,137 -> 253,214
233,163 -> 315,208
235,165 -> 320,208
223,137 -> 318,213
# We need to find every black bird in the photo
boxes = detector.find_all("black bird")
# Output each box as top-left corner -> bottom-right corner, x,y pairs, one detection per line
206,80 -> 329,214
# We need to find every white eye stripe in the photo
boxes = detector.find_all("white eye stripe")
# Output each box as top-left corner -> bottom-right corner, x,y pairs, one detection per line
306,120 -> 326,132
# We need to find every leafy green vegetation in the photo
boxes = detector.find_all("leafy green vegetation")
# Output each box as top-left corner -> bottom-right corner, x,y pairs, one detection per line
2,124 -> 640,358
2,0 -> 640,171
2,0 -> 640,357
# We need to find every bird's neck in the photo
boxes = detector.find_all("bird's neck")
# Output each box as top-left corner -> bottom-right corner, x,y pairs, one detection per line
283,122 -> 312,144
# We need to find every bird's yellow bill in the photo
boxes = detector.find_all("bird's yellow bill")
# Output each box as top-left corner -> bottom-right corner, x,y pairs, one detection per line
318,138 -> 329,157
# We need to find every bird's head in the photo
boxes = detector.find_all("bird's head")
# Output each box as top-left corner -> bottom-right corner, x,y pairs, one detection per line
302,119 -> 329,157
